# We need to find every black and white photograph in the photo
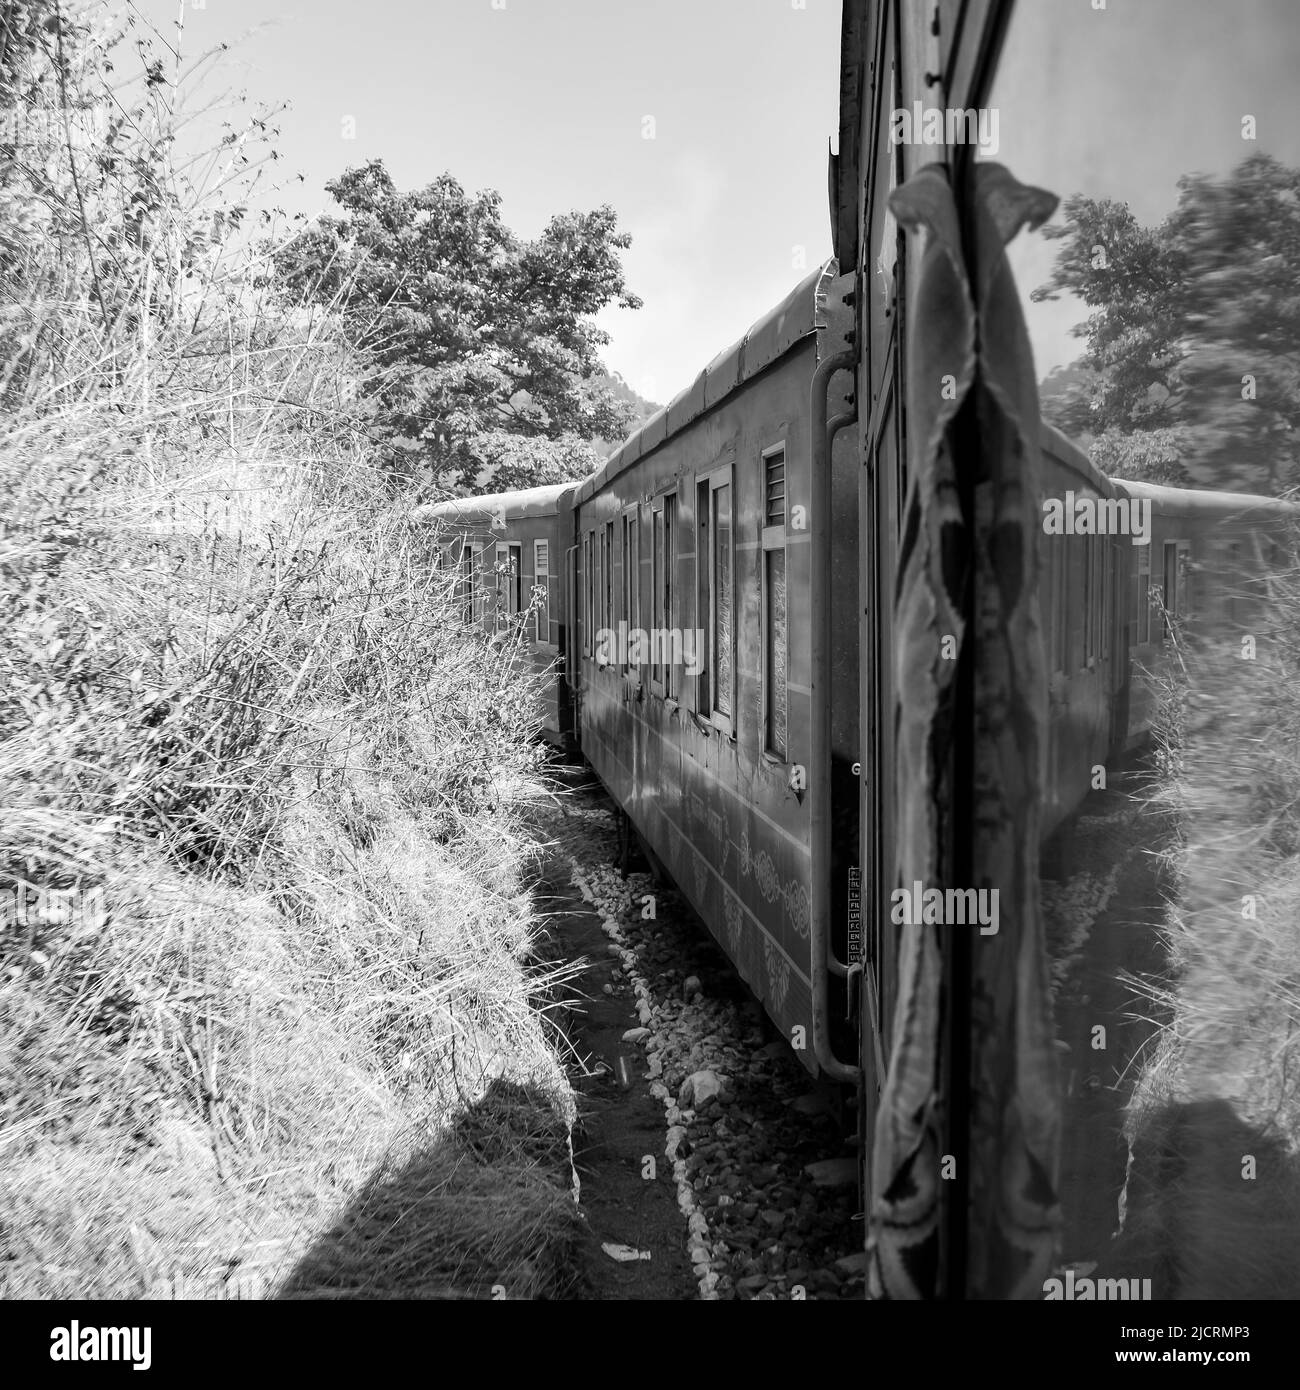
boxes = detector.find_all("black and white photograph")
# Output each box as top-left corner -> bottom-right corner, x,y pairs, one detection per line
1,0 -> 1298,1355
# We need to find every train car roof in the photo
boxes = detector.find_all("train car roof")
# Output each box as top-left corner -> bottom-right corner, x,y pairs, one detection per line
572,261 -> 839,508
414,482 -> 575,526
1041,421 -> 1113,495
1112,478 -> 1300,521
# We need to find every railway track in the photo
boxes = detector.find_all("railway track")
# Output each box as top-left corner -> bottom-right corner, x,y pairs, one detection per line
541,781 -> 865,1300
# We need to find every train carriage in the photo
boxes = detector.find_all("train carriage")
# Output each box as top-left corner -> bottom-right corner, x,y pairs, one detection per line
419,483 -> 575,748
419,0 -> 1300,1300
567,264 -> 860,1079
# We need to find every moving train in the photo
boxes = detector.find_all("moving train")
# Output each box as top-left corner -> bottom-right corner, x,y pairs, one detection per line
424,0 -> 1297,1298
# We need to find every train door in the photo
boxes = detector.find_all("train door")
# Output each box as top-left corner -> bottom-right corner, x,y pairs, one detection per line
856,0 -> 907,1180
853,0 -> 1062,1299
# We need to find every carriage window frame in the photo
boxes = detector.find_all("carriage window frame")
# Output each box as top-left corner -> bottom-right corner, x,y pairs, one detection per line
1161,538 -> 1191,638
695,462 -> 735,737
533,538 -> 551,646
495,542 -> 522,624
650,489 -> 678,698
597,524 -> 606,645
605,520 -> 615,644
582,530 -> 593,656
761,442 -> 788,760
622,506 -> 640,676
1051,537 -> 1068,675
459,540 -> 477,628
1135,541 -> 1151,645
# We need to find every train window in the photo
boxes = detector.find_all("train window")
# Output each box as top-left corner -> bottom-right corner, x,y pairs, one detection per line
474,544 -> 488,627
622,511 -> 638,672
1102,538 -> 1111,661
630,514 -> 641,658
495,543 -> 522,620
1135,543 -> 1151,644
974,0 -> 1300,1297
534,539 -> 549,644
1049,541 -> 1066,674
596,525 -> 606,643
761,443 -> 788,759
1067,536 -> 1086,671
1083,537 -> 1094,664
605,521 -> 615,637
582,531 -> 592,655
459,542 -> 474,627
651,492 -> 677,696
1161,541 -> 1178,636
983,0 -> 1292,500
695,480 -> 711,712
766,550 -> 788,760
708,471 -> 734,732
1161,539 -> 1192,634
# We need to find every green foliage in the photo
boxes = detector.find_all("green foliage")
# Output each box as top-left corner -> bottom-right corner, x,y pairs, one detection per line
589,368 -> 662,458
1087,427 -> 1193,488
1032,155 -> 1300,495
273,158 -> 643,492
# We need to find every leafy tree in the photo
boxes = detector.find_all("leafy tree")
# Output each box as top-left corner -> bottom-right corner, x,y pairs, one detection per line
1032,154 -> 1300,495
273,159 -> 643,492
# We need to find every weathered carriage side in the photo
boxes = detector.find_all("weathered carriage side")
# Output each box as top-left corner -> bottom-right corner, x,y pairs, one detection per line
569,264 -> 858,1078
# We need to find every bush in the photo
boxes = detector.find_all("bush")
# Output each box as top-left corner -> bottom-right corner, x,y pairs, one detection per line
0,1 -> 576,1299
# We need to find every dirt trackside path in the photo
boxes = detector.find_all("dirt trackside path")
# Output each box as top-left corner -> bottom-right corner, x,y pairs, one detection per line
536,860 -> 696,1300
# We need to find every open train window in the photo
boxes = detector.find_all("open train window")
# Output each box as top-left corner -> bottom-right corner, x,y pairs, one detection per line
495,542 -> 522,622
533,538 -> 550,645
696,463 -> 735,735
459,542 -> 475,627
1049,539 -> 1067,674
458,542 -> 475,625
1067,535 -> 1086,671
622,508 -> 639,674
651,491 -> 677,697
605,521 -> 615,640
1083,536 -> 1095,664
1134,543 -> 1151,644
597,524 -> 606,647
1161,539 -> 1191,636
582,531 -> 592,655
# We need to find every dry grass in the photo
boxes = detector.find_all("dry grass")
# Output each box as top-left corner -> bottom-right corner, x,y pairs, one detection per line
1113,547 -> 1300,1295
0,1 -> 581,1300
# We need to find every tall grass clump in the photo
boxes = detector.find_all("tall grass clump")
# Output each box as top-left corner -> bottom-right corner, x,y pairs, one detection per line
1112,542 -> 1300,1296
0,1 -> 579,1299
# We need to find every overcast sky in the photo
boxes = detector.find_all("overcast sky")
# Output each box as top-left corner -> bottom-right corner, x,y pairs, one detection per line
134,0 -> 842,408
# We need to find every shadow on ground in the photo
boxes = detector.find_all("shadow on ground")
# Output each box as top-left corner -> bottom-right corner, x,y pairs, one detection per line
277,1079 -> 585,1300
1098,1097 -> 1300,1299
